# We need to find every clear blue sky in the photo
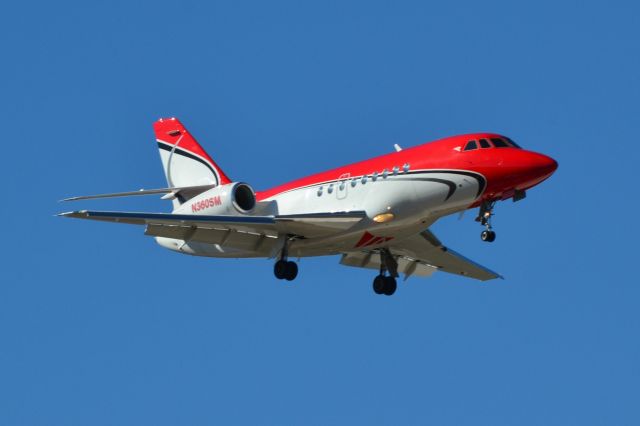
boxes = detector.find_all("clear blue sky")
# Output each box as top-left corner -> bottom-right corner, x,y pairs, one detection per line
1,1 -> 639,424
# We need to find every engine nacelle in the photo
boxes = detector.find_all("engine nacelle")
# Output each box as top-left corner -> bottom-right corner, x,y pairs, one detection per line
174,182 -> 256,215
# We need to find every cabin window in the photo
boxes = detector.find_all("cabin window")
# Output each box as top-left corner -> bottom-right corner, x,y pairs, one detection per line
328,184 -> 334,193
403,163 -> 410,173
464,140 -> 478,151
392,166 -> 399,175
351,179 -> 357,187
361,175 -> 368,184
317,186 -> 323,196
339,181 -> 345,190
382,169 -> 389,178
372,171 -> 379,181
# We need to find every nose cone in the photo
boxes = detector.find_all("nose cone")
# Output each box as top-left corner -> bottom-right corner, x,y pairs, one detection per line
519,151 -> 558,189
531,152 -> 558,178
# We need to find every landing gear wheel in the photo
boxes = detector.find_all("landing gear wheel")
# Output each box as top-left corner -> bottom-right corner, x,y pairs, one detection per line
382,276 -> 397,296
481,230 -> 496,242
274,260 -> 288,279
372,275 -> 397,295
284,261 -> 298,281
373,275 -> 385,294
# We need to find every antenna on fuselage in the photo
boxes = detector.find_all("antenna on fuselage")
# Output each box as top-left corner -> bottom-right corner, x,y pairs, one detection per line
393,144 -> 402,152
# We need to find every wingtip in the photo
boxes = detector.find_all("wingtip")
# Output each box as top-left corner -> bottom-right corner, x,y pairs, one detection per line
57,210 -> 88,218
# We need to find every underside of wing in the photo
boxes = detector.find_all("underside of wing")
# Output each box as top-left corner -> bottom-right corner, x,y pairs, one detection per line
341,251 -> 439,278
58,210 -> 367,250
274,211 -> 366,237
341,230 -> 501,281
58,210 -> 276,228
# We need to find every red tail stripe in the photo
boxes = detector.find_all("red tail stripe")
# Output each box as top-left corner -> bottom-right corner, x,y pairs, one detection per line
153,118 -> 232,185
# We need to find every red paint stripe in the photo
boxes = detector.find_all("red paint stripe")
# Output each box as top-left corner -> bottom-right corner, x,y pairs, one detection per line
154,118 -> 232,185
364,236 -> 384,247
355,232 -> 376,248
255,131 -> 505,201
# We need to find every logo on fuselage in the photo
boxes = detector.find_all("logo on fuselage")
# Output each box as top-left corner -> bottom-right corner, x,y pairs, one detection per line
191,196 -> 222,212
355,231 -> 394,248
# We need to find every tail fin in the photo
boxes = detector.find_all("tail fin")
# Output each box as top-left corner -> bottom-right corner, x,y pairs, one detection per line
154,117 -> 232,190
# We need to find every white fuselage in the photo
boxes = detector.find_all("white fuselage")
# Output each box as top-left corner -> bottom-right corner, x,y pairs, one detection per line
155,169 -> 484,259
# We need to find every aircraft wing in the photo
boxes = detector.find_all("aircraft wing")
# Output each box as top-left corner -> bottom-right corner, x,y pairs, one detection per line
58,210 -> 366,248
340,230 -> 501,281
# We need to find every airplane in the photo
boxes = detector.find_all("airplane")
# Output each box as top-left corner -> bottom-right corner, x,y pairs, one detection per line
59,117 -> 558,296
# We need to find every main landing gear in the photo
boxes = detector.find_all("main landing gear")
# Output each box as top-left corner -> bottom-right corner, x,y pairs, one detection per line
476,200 -> 497,242
274,238 -> 298,281
372,249 -> 398,296
274,259 -> 298,281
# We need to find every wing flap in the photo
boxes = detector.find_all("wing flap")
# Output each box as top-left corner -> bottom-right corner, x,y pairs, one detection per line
340,252 -> 437,277
144,224 -> 279,251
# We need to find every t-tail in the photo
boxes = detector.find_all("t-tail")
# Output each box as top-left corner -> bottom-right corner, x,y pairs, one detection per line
154,117 -> 231,196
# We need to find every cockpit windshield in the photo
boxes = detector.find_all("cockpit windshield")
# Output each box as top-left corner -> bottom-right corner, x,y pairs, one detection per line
462,137 -> 521,151
504,137 -> 521,148
490,138 -> 510,148
463,140 -> 478,151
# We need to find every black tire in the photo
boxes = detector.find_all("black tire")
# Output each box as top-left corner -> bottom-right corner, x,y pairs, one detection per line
274,260 -> 288,279
373,275 -> 385,294
284,261 -> 298,281
487,231 -> 496,242
481,230 -> 491,242
383,277 -> 397,296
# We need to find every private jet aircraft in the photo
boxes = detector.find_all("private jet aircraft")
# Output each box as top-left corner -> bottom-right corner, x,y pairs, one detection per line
59,118 -> 557,295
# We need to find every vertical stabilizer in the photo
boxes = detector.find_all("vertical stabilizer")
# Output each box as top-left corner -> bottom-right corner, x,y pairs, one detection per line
154,118 -> 232,192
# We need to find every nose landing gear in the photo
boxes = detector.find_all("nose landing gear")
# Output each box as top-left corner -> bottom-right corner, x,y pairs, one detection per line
481,229 -> 496,242
476,200 -> 497,242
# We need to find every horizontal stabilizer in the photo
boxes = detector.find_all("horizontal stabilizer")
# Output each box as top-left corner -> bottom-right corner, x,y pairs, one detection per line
60,184 -> 216,202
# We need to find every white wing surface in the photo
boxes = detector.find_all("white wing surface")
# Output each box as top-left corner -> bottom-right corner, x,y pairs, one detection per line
340,230 -> 501,281
58,210 -> 366,245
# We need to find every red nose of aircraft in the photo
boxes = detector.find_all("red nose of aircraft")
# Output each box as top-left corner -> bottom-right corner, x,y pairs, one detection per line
518,151 -> 558,189
530,151 -> 558,178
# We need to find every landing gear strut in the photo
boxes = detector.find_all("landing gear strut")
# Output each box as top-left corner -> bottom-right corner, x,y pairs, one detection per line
372,249 -> 398,296
476,200 -> 497,242
274,237 -> 298,281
